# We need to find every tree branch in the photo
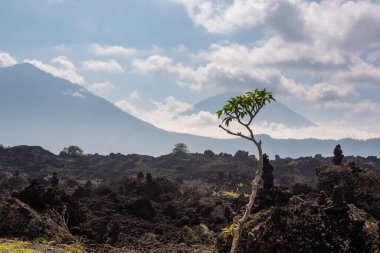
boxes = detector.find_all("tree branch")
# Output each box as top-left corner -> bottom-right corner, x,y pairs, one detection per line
219,125 -> 252,141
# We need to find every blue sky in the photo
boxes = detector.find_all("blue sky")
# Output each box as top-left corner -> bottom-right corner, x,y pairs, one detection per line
1,0 -> 380,140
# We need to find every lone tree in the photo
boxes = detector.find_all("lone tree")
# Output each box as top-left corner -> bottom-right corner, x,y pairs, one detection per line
61,145 -> 84,156
172,143 -> 189,155
217,88 -> 275,253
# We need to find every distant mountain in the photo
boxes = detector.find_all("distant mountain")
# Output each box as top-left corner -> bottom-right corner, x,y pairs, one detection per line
186,92 -> 316,127
0,63 -> 379,157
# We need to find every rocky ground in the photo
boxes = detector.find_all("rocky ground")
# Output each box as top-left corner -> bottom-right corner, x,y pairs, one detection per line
0,145 -> 379,252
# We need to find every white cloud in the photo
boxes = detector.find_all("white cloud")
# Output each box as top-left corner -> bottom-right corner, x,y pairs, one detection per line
128,89 -> 141,101
82,59 -> 124,73
50,55 -> 75,70
88,81 -> 116,96
173,0 -> 271,34
0,52 -> 18,68
114,95 -> 377,140
332,58 -> 380,87
132,55 -> 173,74
90,44 -> 137,58
281,80 -> 356,102
24,56 -> 84,84
63,89 -> 86,98
324,100 -> 380,114
131,52 -> 356,101
250,122 -> 377,140
115,96 -> 220,137
174,0 -> 380,51
367,50 -> 380,63
166,0 -> 380,97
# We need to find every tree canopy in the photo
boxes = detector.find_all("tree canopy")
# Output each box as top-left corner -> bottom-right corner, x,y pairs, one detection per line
61,145 -> 84,156
172,143 -> 189,155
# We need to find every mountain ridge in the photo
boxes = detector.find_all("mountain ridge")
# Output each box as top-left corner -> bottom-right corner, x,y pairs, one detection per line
186,92 -> 316,128
0,63 -> 379,157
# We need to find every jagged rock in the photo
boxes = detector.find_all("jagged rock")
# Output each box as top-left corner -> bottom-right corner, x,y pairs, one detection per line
317,165 -> 380,219
292,183 -> 313,195
15,182 -> 85,228
0,195 -> 73,242
210,205 -> 227,224
51,172 -> 59,188
217,196 -> 379,253
348,162 -> 362,173
126,198 -> 156,220
178,224 -> 215,245
317,191 -> 327,205
333,144 -> 344,165
262,154 -> 274,189
324,185 -> 349,214
203,150 -> 216,158
234,150 -> 249,160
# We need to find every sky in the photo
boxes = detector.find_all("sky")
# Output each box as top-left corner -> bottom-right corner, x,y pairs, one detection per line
0,0 -> 380,140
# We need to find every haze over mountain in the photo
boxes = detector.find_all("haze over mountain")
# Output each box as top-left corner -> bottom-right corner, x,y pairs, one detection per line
0,63 -> 379,157
186,92 -> 316,128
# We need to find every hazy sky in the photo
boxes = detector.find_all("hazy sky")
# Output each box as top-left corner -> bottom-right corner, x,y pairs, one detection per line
1,0 -> 380,140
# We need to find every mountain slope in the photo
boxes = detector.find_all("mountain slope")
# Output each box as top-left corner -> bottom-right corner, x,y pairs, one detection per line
0,64 -> 379,157
186,92 -> 316,127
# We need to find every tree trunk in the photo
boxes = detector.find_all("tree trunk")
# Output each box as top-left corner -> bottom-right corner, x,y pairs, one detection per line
230,142 -> 263,253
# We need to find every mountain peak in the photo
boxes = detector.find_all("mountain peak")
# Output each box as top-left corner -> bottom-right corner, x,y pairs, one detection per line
187,92 -> 316,128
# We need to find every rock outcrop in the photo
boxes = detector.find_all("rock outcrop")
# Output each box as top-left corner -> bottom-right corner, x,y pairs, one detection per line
217,164 -> 380,253
316,164 -> 380,219
0,195 -> 73,242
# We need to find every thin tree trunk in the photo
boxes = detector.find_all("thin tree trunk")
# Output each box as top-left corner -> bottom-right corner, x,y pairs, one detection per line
229,142 -> 263,253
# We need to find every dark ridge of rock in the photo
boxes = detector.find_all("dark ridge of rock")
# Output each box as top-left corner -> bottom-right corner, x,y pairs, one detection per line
0,145 -> 63,171
123,176 -> 181,201
0,173 -> 29,193
217,196 -> 379,253
262,153 -> 274,189
126,198 -> 156,220
217,165 -> 380,253
333,144 -> 344,165
0,195 -> 73,242
15,182 -> 85,228
316,165 -> 380,219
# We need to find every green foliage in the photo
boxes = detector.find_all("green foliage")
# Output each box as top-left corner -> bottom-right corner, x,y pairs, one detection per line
61,145 -> 84,156
172,143 -> 189,155
0,144 -> 10,149
222,223 -> 237,236
216,88 -> 275,127
65,243 -> 85,253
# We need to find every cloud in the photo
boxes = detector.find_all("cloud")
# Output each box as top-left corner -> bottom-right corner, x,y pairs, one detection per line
24,56 -> 84,84
367,50 -> 380,63
63,89 -> 86,98
173,0 -> 271,34
132,55 -> 173,74
332,58 -> 380,87
324,100 -> 380,115
88,81 -> 116,96
173,0 -> 380,51
115,96 -> 220,137
114,95 -> 377,140
128,89 -> 141,101
50,55 -> 75,70
82,59 -> 124,73
250,122 -> 377,140
131,52 -> 355,101
90,44 -> 137,58
0,52 -> 18,68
